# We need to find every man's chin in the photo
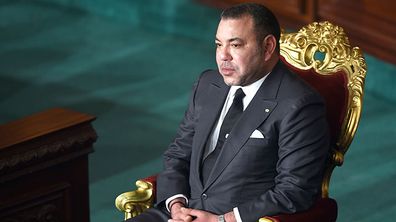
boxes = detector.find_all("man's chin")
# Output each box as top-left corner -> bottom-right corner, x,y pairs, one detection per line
222,77 -> 240,86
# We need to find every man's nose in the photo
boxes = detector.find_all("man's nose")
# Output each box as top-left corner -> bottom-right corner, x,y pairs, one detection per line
219,47 -> 232,61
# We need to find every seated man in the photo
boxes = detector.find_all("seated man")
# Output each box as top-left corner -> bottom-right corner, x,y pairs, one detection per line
126,3 -> 329,222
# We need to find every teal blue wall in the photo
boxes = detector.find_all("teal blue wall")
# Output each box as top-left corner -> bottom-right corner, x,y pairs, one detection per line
365,54 -> 396,103
45,0 -> 220,42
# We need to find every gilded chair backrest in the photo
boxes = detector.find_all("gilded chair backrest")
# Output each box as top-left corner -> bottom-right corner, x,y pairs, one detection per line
279,21 -> 367,197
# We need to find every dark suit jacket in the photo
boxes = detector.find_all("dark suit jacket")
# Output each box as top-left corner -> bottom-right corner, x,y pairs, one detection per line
156,61 -> 330,222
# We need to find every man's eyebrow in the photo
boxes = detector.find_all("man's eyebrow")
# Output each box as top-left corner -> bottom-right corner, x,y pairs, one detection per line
215,37 -> 244,42
229,37 -> 243,42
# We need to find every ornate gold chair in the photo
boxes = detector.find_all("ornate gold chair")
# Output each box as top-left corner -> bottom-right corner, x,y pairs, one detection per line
115,21 -> 367,222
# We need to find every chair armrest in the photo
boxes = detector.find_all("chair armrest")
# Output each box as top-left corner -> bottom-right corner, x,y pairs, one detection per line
115,176 -> 157,220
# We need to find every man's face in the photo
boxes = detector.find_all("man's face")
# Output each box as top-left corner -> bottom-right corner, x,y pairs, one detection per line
215,16 -> 266,86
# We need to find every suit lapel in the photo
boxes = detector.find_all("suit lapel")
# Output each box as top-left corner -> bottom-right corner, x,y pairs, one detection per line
203,62 -> 285,189
191,76 -> 229,188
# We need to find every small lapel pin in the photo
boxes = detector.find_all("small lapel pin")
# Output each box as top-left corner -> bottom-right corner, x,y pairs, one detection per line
225,134 -> 229,138
265,108 -> 270,113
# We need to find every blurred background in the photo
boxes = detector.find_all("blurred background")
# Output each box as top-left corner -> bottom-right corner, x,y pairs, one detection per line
0,0 -> 395,221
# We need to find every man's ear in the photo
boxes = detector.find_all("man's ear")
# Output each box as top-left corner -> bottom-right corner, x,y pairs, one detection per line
262,35 -> 277,61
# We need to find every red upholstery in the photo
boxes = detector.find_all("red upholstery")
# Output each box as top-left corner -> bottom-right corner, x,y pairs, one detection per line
142,174 -> 157,202
142,175 -> 157,189
280,56 -> 348,144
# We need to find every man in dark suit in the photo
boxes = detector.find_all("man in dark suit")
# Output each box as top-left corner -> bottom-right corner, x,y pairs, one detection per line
127,3 -> 329,222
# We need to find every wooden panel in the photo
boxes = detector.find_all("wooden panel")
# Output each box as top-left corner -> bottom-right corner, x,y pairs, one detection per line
0,108 -> 97,222
362,0 -> 395,22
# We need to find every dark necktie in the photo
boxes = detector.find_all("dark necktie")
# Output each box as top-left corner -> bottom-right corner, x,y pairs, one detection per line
201,88 -> 245,185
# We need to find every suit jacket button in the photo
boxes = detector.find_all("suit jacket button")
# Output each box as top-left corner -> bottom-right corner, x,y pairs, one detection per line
201,193 -> 208,199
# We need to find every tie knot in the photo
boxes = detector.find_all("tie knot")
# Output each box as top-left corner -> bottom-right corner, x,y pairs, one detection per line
234,88 -> 245,102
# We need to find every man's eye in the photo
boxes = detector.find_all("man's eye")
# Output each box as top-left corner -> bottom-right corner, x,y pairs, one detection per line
215,43 -> 222,48
231,44 -> 241,48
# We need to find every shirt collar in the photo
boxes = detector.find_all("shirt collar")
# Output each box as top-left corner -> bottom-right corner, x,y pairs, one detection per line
230,72 -> 270,99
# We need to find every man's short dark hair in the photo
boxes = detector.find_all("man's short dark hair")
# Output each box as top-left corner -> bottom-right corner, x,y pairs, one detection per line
221,3 -> 281,51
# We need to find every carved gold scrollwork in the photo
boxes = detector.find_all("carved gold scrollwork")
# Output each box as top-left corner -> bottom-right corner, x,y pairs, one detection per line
280,21 -> 357,74
115,180 -> 154,220
280,21 -> 367,197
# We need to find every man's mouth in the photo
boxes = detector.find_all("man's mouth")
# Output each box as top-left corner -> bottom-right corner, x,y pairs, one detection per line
221,67 -> 235,75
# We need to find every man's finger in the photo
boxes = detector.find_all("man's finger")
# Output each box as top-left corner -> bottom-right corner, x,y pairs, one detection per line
183,215 -> 194,222
184,208 -> 202,217
180,207 -> 192,214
